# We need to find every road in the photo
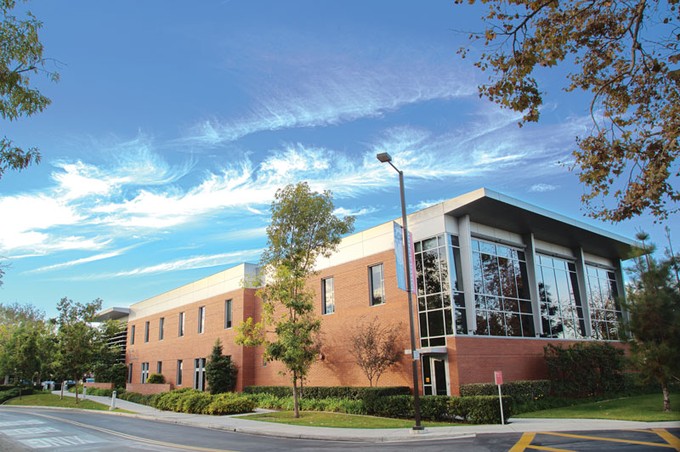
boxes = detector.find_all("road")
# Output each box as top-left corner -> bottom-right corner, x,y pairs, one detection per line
0,407 -> 678,451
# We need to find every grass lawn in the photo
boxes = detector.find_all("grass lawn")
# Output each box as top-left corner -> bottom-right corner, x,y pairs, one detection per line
239,411 -> 461,428
515,392 -> 680,422
4,393 -> 133,413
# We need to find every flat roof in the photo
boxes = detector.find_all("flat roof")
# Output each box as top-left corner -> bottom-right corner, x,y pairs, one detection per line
441,188 -> 637,260
93,307 -> 130,322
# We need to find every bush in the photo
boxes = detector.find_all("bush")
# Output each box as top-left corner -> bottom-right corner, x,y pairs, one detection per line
118,391 -> 155,406
243,385 -> 410,400
449,396 -> 512,424
206,393 -> 256,415
420,396 -> 451,421
545,343 -> 625,398
180,390 -> 213,414
460,380 -> 551,413
147,373 -> 166,384
85,388 -> 114,397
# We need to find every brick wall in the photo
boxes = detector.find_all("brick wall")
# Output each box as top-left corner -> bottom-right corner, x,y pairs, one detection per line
126,383 -> 172,395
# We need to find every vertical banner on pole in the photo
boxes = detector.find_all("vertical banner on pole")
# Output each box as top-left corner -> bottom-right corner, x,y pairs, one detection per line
494,371 -> 505,425
393,222 -> 407,291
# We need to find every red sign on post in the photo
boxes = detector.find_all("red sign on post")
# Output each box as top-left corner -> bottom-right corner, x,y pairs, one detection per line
494,370 -> 503,386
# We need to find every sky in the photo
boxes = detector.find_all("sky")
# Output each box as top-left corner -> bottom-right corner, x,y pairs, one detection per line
1,0 -> 677,318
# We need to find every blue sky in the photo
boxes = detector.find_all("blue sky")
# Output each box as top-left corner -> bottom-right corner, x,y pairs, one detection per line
1,0 -> 676,318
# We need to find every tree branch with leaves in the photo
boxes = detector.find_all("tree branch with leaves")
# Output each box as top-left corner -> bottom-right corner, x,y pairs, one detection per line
459,0 -> 679,221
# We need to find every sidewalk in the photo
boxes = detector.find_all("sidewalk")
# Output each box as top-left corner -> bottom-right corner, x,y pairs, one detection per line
53,391 -> 679,443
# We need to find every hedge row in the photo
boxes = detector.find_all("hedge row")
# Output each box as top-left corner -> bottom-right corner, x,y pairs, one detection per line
365,395 -> 511,424
151,388 -> 256,415
460,380 -> 550,401
243,385 -> 410,399
0,387 -> 34,404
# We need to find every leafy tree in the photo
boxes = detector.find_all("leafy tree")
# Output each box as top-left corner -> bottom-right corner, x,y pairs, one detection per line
458,0 -> 679,221
205,339 -> 238,394
625,241 -> 680,412
91,320 -> 127,389
53,297 -> 103,404
1,0 -> 59,179
236,182 -> 354,418
349,317 -> 403,387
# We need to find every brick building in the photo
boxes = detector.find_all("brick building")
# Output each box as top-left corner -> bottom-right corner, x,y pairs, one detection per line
96,188 -> 636,395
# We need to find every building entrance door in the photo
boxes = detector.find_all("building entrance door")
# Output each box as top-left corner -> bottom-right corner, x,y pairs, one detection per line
422,355 -> 448,395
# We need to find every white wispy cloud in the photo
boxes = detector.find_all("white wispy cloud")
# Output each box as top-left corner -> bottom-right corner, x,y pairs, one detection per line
530,184 -> 559,193
27,246 -> 136,273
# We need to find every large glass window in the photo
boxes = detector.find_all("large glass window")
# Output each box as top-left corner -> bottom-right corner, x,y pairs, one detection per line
224,300 -> 233,329
369,264 -> 385,306
585,265 -> 622,340
536,255 -> 586,339
415,235 -> 456,347
322,277 -> 335,314
472,239 -> 535,337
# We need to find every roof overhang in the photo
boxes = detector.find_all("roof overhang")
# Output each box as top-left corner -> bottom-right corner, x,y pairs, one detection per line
441,188 -> 638,261
93,307 -> 130,322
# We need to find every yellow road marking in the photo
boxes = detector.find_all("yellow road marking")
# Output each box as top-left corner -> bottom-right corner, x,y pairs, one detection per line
509,432 -> 536,452
6,409 -> 236,452
539,431 -> 676,448
526,446 -> 574,452
652,429 -> 680,451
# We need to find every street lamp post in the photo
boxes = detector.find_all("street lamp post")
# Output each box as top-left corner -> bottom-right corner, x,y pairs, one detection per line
376,152 -> 423,431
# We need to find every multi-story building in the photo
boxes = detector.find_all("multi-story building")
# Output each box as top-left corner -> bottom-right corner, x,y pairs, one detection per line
96,188 -> 635,395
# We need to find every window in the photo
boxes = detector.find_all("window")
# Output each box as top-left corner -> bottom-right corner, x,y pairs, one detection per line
414,234 -> 460,348
224,299 -> 232,329
198,306 -> 205,334
130,325 -> 135,345
159,317 -> 165,340
176,360 -> 183,386
144,321 -> 150,342
194,358 -> 206,391
141,362 -> 149,383
157,361 -> 162,374
128,363 -> 133,384
178,312 -> 185,337
536,255 -> 586,339
472,239 -> 535,338
585,265 -> 622,340
369,264 -> 385,306
322,277 -> 335,314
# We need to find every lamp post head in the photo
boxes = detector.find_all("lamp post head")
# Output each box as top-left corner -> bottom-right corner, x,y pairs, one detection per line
376,152 -> 392,163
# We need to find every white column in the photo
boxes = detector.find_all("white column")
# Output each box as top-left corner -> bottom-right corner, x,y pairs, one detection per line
457,215 -> 477,333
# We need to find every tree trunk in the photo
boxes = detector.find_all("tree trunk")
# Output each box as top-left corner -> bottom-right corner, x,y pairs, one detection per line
662,382 -> 671,412
292,372 -> 300,418
74,380 -> 79,404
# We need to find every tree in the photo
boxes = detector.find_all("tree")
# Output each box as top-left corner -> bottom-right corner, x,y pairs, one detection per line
53,297 -> 103,404
91,320 -> 127,390
458,0 -> 679,221
349,317 -> 403,387
236,182 -> 354,418
1,0 -> 59,179
205,339 -> 238,394
625,242 -> 680,412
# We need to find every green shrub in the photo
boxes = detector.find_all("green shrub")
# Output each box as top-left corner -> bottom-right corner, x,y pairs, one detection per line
460,380 -> 551,413
85,388 -> 114,397
206,393 -> 256,415
420,396 -> 451,421
245,393 -> 287,409
449,396 -> 511,424
243,385 -> 410,400
364,394 -> 413,418
180,390 -> 214,414
0,388 -> 21,403
118,391 -> 154,406
147,373 -> 166,384
545,343 -> 625,398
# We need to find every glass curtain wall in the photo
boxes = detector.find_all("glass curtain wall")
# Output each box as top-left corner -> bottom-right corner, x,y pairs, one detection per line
535,254 -> 586,339
585,265 -> 622,340
472,239 -> 535,337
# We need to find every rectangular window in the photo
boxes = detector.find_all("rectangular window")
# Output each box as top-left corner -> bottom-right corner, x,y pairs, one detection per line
128,363 -> 133,384
224,299 -> 233,329
198,306 -> 205,334
194,358 -> 206,391
369,264 -> 385,306
176,360 -> 183,386
144,321 -> 150,342
178,312 -> 185,337
536,255 -> 586,339
157,361 -> 162,374
585,265 -> 622,340
141,362 -> 149,383
322,277 -> 335,314
130,325 -> 135,345
159,317 -> 165,340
